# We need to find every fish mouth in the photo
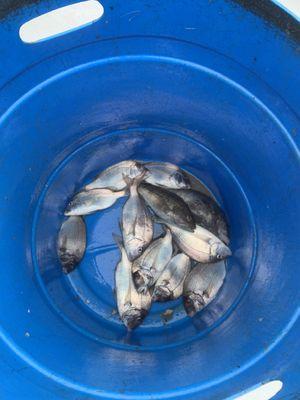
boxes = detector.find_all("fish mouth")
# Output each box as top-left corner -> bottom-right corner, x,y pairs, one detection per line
152,286 -> 171,302
183,293 -> 205,317
123,308 -> 146,330
59,253 -> 79,274
133,270 -> 153,293
216,245 -> 232,260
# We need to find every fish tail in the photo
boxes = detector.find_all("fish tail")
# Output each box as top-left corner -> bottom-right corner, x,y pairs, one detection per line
135,169 -> 148,184
123,170 -> 147,191
122,173 -> 134,188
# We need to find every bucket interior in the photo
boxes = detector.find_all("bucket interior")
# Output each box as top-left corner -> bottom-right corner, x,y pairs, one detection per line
0,44 -> 299,395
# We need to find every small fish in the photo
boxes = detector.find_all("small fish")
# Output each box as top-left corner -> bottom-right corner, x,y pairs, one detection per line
57,216 -> 86,274
132,229 -> 173,294
152,253 -> 191,302
85,160 -> 146,191
122,173 -> 153,261
144,162 -> 191,189
183,262 -> 226,317
155,219 -> 231,263
169,189 -> 229,244
114,235 -> 151,329
64,188 -> 126,216
138,182 -> 195,231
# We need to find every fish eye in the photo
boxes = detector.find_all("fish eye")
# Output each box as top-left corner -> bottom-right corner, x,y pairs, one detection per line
217,254 -> 222,260
138,247 -> 143,254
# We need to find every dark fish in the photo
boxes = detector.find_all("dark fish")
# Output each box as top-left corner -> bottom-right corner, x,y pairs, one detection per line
183,262 -> 226,317
138,182 -> 195,231
57,216 -> 86,274
169,189 -> 229,245
143,162 -> 191,189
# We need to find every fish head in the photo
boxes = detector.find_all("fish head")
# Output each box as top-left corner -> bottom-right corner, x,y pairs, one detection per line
59,250 -> 79,274
123,308 -> 145,330
211,242 -> 232,261
152,286 -> 171,302
183,292 -> 206,317
61,261 -> 77,274
133,269 -> 153,292
170,171 -> 191,189
127,240 -> 146,261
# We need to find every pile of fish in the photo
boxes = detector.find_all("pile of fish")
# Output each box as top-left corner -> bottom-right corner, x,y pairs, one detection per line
57,160 -> 231,329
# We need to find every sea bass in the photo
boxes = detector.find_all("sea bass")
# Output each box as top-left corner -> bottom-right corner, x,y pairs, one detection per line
114,235 -> 151,329
122,174 -> 153,261
132,229 -> 173,294
183,262 -> 226,317
65,188 -> 126,216
57,216 -> 86,274
152,253 -> 191,302
169,189 -> 229,244
138,182 -> 195,231
85,160 -> 146,191
143,162 -> 191,189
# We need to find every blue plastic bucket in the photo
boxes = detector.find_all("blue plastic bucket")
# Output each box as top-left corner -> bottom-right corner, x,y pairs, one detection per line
0,1 -> 299,399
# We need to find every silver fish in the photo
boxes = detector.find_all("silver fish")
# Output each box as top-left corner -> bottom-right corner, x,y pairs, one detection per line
169,189 -> 229,245
64,188 -> 126,216
144,162 -> 190,189
183,262 -> 226,317
57,216 -> 86,274
85,160 -> 146,191
138,182 -> 195,231
152,253 -> 191,302
132,229 -> 173,294
156,219 -> 231,263
114,235 -> 151,329
122,174 -> 153,261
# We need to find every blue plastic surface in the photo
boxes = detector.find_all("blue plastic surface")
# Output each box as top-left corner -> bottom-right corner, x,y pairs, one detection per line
0,1 -> 299,399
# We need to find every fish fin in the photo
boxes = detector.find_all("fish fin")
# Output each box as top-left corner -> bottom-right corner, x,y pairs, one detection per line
151,215 -> 166,225
172,243 -> 180,256
123,170 -> 148,189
